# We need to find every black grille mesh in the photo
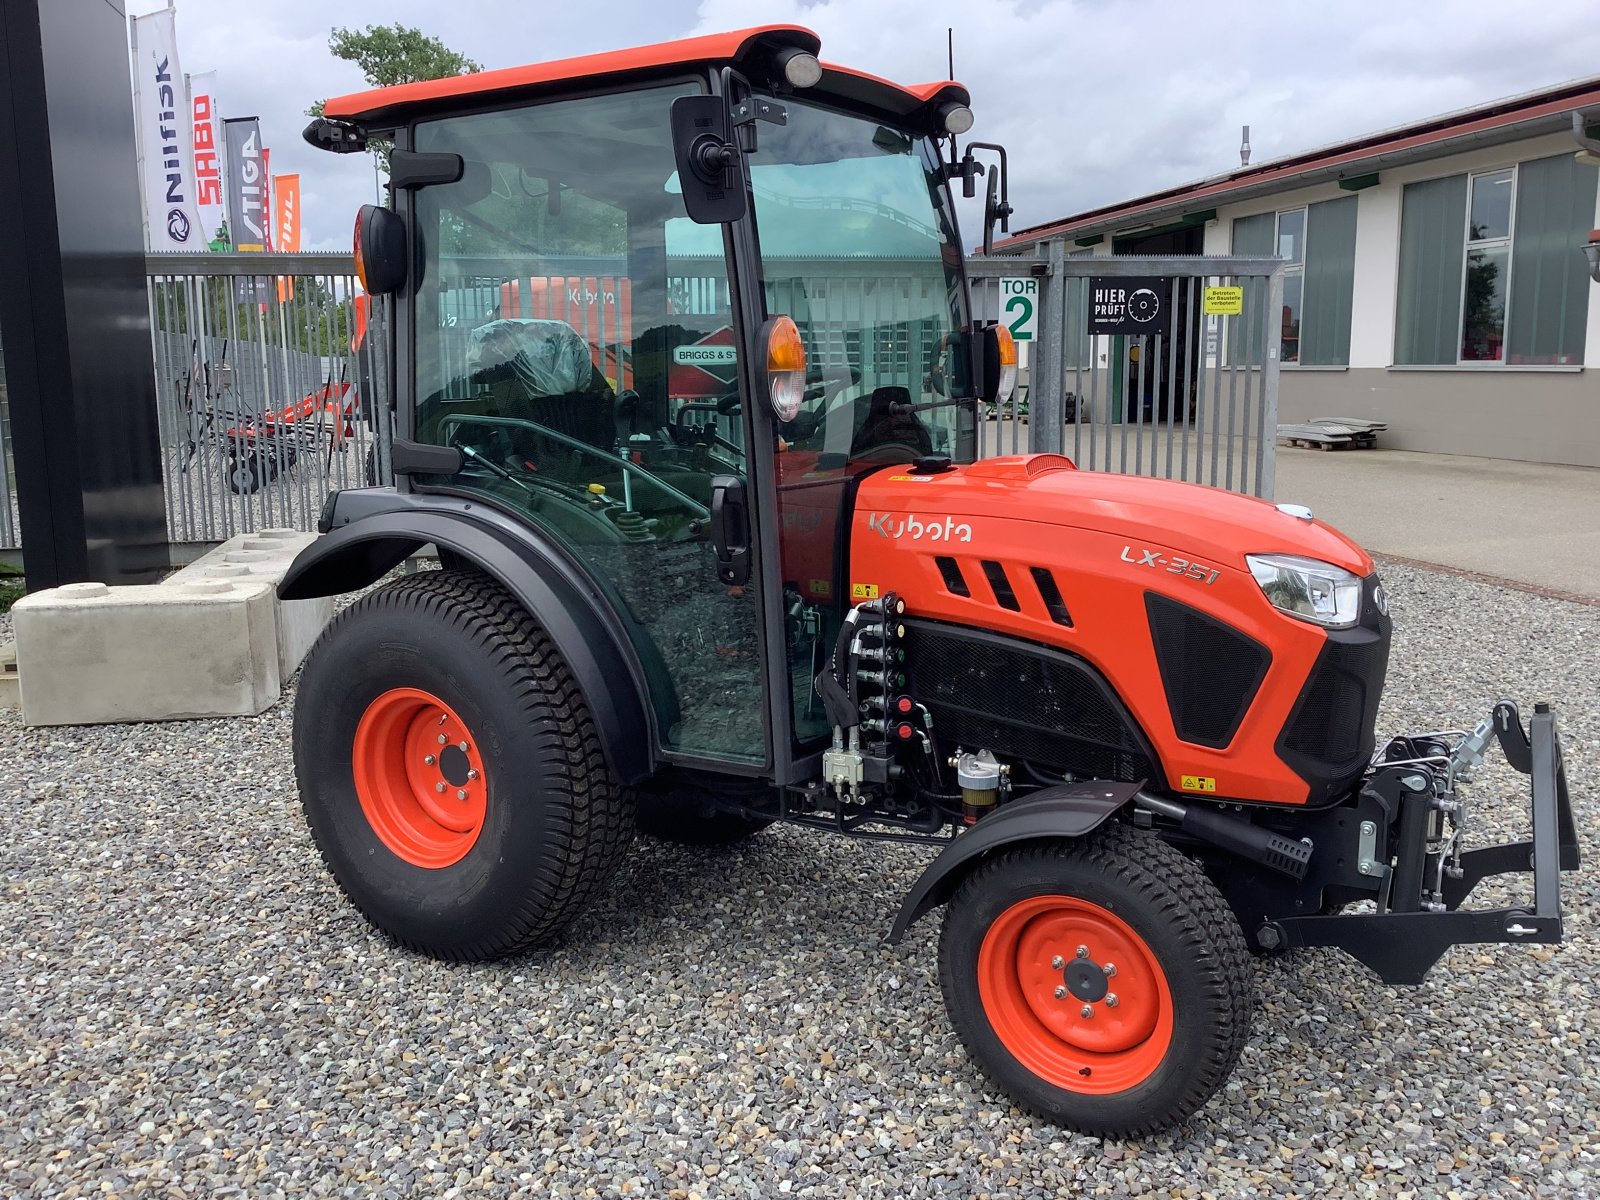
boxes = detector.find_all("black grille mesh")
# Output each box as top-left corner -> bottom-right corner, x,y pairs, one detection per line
1283,636 -> 1388,764
1145,593 -> 1270,748
903,622 -> 1156,783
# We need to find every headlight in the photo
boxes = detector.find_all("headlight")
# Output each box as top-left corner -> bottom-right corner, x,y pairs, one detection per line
1246,554 -> 1362,628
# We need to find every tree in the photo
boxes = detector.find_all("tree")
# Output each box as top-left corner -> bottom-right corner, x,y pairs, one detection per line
307,24 -> 482,168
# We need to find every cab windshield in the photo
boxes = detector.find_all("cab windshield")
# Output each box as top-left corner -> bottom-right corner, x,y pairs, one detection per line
750,100 -> 976,465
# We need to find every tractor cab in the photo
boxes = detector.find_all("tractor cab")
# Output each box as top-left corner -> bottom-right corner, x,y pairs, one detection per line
310,25 -> 1000,772
286,26 -> 1576,1139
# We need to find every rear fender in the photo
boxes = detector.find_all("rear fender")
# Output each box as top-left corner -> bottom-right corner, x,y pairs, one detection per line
279,492 -> 657,784
886,781 -> 1142,943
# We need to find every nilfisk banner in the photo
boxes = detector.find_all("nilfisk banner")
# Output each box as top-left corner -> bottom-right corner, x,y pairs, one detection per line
223,117 -> 268,252
130,9 -> 204,251
187,70 -> 227,249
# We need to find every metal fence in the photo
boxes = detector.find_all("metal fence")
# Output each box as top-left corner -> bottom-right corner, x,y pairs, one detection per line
0,248 -> 1284,556
969,251 -> 1286,498
144,252 -> 390,545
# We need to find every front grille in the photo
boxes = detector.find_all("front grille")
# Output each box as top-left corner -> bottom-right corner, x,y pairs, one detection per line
1145,593 -> 1270,748
902,621 -> 1158,784
1276,575 -> 1392,805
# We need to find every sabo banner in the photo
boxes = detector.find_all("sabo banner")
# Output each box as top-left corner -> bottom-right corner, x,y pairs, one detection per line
130,9 -> 204,251
187,70 -> 227,249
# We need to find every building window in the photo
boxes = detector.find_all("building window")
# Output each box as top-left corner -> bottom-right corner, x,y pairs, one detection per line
1460,169 -> 1512,360
1396,153 -> 1596,366
1232,195 -> 1355,365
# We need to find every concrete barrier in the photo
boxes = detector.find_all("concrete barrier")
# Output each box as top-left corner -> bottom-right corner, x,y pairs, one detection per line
8,528 -> 335,725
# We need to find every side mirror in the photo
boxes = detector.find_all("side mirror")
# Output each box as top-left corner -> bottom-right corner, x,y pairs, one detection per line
354,204 -> 407,296
670,95 -> 748,224
983,167 -> 1001,256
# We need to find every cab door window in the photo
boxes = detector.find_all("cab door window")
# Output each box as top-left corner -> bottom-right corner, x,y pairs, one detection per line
410,86 -> 764,763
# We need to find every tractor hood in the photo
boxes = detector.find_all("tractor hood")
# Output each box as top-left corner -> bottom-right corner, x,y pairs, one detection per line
854,455 -> 1372,575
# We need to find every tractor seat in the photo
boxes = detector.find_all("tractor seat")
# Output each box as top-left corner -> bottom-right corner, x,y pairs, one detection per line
467,318 -> 616,457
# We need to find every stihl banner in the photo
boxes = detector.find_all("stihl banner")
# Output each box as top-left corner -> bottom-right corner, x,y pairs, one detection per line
274,173 -> 300,301
187,70 -> 226,249
223,117 -> 268,252
130,9 -> 204,251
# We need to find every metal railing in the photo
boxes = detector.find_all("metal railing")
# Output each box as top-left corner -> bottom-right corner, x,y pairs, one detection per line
145,252 -> 390,546
0,249 -> 1286,557
969,252 -> 1286,498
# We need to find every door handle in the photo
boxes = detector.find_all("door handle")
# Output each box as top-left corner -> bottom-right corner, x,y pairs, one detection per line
709,474 -> 750,587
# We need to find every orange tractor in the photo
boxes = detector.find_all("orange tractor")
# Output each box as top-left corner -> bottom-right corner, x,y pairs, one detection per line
286,26 -> 1577,1135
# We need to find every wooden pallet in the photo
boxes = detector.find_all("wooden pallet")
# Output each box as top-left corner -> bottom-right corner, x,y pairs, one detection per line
1277,417 -> 1387,450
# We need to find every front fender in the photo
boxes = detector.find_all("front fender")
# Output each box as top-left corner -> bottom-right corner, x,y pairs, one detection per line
279,493 -> 658,784
886,780 -> 1142,943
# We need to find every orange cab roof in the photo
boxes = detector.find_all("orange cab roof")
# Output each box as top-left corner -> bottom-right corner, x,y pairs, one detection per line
322,25 -> 970,130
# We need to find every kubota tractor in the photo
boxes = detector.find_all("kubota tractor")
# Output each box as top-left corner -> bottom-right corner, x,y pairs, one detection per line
285,26 -> 1578,1136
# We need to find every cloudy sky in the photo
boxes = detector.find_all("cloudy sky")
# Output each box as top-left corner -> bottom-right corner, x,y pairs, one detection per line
132,0 -> 1600,251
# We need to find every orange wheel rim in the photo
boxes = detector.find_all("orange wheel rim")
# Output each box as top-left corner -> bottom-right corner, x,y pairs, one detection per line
352,687 -> 487,869
978,895 -> 1173,1094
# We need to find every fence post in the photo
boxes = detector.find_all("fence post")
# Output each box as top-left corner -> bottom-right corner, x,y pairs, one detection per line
1031,238 -> 1067,455
1259,266 -> 1284,500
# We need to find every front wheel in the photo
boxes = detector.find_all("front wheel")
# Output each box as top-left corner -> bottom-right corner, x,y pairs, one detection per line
293,569 -> 634,960
938,824 -> 1252,1137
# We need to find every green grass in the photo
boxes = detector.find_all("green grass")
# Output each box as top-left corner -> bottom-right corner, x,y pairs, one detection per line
0,561 -> 23,615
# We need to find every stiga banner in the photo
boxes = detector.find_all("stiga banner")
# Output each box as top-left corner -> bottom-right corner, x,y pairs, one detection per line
187,70 -> 227,249
129,9 -> 204,251
223,117 -> 268,252
274,174 -> 300,302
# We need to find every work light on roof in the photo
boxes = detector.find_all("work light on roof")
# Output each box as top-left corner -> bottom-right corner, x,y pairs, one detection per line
776,47 -> 823,89
941,104 -> 975,136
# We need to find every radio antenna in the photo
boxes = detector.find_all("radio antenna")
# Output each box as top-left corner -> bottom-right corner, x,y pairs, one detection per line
948,28 -> 954,80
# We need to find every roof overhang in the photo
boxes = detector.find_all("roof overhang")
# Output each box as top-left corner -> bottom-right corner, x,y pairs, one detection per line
992,83 -> 1600,254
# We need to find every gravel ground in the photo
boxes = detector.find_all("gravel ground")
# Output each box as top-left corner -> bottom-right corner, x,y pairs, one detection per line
0,561 -> 1595,1198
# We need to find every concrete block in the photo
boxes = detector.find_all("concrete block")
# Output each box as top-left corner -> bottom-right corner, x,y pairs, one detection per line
13,577 -> 282,724
0,640 -> 18,710
167,528 -> 334,678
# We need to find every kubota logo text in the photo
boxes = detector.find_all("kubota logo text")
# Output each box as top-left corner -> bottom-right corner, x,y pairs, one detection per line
867,512 -> 973,543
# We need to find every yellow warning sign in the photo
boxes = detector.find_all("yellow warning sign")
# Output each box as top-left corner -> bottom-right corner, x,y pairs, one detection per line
1180,774 -> 1218,793
850,582 -> 880,599
1203,286 -> 1243,316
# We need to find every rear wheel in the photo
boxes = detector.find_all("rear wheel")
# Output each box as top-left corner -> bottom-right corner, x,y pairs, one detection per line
226,452 -> 262,494
938,824 -> 1252,1136
293,569 -> 634,960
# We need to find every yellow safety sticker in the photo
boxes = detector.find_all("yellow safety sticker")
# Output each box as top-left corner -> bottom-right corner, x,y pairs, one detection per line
1180,774 -> 1218,793
850,582 -> 880,599
809,579 -> 832,598
1202,286 -> 1243,316
885,474 -> 936,482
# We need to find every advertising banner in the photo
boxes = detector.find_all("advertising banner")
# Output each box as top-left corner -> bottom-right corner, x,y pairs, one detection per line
274,174 -> 301,302
129,8 -> 204,251
223,117 -> 268,252
187,70 -> 227,249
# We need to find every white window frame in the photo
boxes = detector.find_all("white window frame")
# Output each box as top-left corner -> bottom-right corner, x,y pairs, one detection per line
1456,166 -> 1517,365
1275,207 -> 1306,365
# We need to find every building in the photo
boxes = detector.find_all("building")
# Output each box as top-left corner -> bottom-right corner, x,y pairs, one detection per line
992,79 -> 1600,467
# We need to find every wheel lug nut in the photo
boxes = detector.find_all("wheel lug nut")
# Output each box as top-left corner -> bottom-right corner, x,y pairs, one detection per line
1054,985 -> 1067,999
1051,955 -> 1065,970
437,734 -> 447,745
467,769 -> 479,781
458,741 -> 469,752
1103,963 -> 1117,977
1075,945 -> 1089,960
1080,1005 -> 1094,1019
434,782 -> 446,793
1106,993 -> 1119,1008
456,789 -> 467,801
424,755 -> 436,766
